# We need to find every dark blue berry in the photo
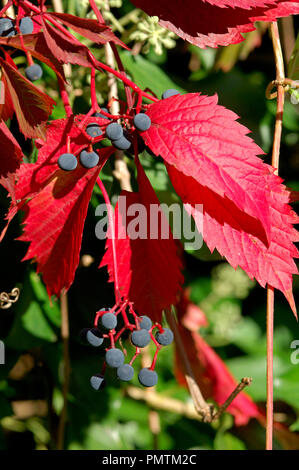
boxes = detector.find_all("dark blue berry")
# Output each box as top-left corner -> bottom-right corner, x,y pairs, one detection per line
0,18 -> 15,37
79,150 -> 99,169
155,328 -> 174,346
90,374 -> 106,390
139,316 -> 152,331
105,348 -> 125,368
86,328 -> 104,347
25,64 -> 43,81
101,312 -> 117,330
117,364 -> 134,381
86,123 -> 102,138
138,368 -> 158,387
131,329 -> 151,348
58,153 -> 77,171
79,328 -> 90,343
94,108 -> 109,120
133,113 -> 151,131
19,17 -> 34,35
106,123 -> 123,141
112,135 -> 131,151
162,89 -> 180,99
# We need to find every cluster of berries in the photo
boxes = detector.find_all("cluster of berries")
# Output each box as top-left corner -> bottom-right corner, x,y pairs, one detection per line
57,111 -> 152,172
80,305 -> 174,389
0,16 -> 42,82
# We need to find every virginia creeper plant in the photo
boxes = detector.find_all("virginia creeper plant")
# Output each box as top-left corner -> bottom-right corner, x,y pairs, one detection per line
0,0 -> 298,450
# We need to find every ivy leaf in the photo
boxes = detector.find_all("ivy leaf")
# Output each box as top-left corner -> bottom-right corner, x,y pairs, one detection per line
175,295 -> 260,426
167,163 -> 299,316
48,12 -> 129,50
0,120 -> 23,178
131,0 -> 299,48
100,158 -> 183,322
1,116 -> 113,297
0,57 -> 55,139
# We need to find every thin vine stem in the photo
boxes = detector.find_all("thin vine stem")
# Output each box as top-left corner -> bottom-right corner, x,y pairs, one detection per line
266,21 -> 285,451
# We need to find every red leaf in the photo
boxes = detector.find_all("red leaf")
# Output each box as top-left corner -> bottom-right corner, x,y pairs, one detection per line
175,295 -> 260,426
167,163 -> 299,315
131,0 -> 299,48
0,54 -> 16,122
0,120 -> 23,178
48,12 -> 129,50
0,58 -> 55,139
41,18 -> 93,67
0,33 -> 65,79
19,147 -> 111,297
142,93 -> 274,243
100,158 -> 183,322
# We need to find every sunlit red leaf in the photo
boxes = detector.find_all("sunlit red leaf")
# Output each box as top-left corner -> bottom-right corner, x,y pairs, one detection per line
175,295 -> 260,426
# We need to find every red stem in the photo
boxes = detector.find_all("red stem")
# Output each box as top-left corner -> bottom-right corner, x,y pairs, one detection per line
96,177 -> 121,304
90,68 -> 98,110
89,0 -> 105,23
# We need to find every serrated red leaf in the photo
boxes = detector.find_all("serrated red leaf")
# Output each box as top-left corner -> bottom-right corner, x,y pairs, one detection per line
167,163 -> 299,315
0,32 -> 65,79
175,295 -> 259,426
41,17 -> 93,67
48,12 -> 129,50
142,93 -> 274,243
0,58 -> 55,139
100,158 -> 183,321
131,0 -> 299,48
0,120 -> 23,178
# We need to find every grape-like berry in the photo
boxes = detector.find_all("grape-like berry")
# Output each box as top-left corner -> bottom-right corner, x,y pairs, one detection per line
25,64 -> 43,81
112,136 -> 131,151
133,113 -> 151,131
79,150 -> 99,169
138,368 -> 158,387
105,348 -> 125,368
139,316 -> 152,331
86,123 -> 102,138
131,329 -> 151,348
94,108 -> 109,120
101,312 -> 117,330
19,17 -> 34,35
117,364 -> 134,381
0,18 -> 15,37
155,328 -> 174,346
58,153 -> 78,171
90,374 -> 106,391
106,123 -> 123,141
86,328 -> 104,347
162,89 -> 180,99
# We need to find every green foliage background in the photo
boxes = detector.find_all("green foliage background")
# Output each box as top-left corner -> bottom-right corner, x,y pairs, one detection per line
0,0 -> 298,451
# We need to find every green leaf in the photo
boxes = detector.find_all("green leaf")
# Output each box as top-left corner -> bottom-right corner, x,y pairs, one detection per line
0,394 -> 13,419
120,52 -> 185,98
